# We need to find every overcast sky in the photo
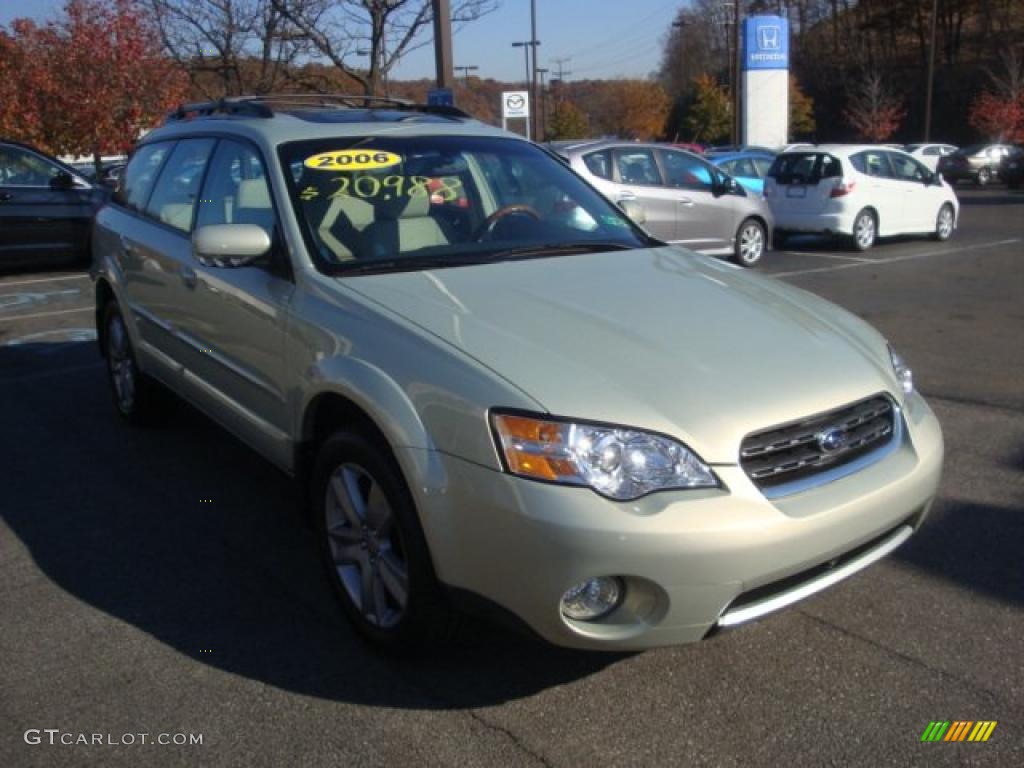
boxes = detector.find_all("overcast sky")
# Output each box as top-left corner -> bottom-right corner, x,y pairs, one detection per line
1,0 -> 677,82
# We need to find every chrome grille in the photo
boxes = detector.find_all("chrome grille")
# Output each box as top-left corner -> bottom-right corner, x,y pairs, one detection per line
740,395 -> 896,491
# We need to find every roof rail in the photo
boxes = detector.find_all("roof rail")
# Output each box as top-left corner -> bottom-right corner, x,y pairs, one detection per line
165,93 -> 470,124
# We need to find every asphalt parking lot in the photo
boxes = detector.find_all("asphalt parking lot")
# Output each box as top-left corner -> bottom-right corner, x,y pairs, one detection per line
2,187 -> 1022,767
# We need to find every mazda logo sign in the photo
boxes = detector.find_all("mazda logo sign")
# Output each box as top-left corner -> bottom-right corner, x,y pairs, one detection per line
506,95 -> 525,109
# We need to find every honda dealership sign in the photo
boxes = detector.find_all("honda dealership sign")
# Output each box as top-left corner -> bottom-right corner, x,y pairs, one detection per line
741,16 -> 790,148
743,16 -> 789,70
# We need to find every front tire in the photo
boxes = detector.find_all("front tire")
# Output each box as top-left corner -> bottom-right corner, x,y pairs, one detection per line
312,430 -> 450,652
102,301 -> 166,425
933,203 -> 955,241
976,167 -> 992,186
732,218 -> 765,267
850,208 -> 877,251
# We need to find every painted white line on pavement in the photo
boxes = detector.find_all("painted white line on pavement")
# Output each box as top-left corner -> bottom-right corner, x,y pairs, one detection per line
0,274 -> 90,289
772,238 -> 1021,278
782,251 -> 872,262
0,362 -> 104,384
0,306 -> 92,323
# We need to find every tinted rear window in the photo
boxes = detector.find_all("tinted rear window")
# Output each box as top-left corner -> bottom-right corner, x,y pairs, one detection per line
768,153 -> 841,184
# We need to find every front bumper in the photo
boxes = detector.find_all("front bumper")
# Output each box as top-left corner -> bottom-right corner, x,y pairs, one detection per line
401,392 -> 943,650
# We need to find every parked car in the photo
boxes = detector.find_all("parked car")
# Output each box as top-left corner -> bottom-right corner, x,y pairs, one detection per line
71,160 -> 127,189
998,144 -> 1024,189
708,151 -> 776,196
92,95 -> 942,651
764,145 -> 959,251
558,140 -> 773,266
0,139 -> 107,266
703,144 -> 776,156
903,143 -> 957,172
936,143 -> 1012,186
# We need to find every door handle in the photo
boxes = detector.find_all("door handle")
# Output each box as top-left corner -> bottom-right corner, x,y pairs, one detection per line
617,191 -> 637,202
678,197 -> 695,206
180,266 -> 198,289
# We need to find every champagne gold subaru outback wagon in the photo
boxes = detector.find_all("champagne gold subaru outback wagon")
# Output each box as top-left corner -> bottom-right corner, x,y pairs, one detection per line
91,95 -> 943,651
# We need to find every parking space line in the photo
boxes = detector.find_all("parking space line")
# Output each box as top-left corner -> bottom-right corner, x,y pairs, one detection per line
782,251 -> 873,262
772,239 -> 1021,278
0,362 -> 104,384
0,306 -> 92,322
0,274 -> 90,289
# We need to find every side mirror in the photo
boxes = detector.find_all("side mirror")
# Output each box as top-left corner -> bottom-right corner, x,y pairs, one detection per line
50,172 -> 75,190
193,224 -> 271,267
618,199 -> 646,225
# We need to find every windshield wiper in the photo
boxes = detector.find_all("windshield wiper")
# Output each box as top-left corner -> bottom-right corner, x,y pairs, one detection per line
334,241 -> 638,277
485,241 -> 638,262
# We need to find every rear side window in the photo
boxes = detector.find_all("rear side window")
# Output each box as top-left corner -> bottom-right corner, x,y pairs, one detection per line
145,139 -> 217,233
115,142 -> 174,211
768,153 -> 841,184
582,150 -> 611,180
615,149 -> 662,186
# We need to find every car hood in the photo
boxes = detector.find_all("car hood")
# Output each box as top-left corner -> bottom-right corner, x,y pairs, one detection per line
343,246 -> 897,464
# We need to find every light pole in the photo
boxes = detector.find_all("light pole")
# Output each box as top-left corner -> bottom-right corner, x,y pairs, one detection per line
537,66 -> 549,140
512,41 -> 532,139
924,0 -> 938,141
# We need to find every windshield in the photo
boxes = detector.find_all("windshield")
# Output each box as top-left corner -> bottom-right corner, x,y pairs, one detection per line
279,135 -> 651,275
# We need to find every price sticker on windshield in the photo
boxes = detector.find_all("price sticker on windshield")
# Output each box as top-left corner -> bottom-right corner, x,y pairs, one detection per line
304,150 -> 402,171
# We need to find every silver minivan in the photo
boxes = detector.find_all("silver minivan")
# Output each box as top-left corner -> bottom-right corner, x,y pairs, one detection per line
557,140 -> 773,266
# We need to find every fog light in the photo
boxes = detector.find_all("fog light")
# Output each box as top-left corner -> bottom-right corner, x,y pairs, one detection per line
560,577 -> 624,621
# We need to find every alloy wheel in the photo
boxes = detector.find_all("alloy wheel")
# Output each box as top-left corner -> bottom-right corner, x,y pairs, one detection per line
107,312 -> 136,413
324,463 -> 408,629
737,222 -> 764,265
936,206 -> 954,240
854,212 -> 875,250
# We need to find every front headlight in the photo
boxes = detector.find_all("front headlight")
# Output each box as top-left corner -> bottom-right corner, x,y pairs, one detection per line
888,345 -> 914,395
491,412 -> 717,500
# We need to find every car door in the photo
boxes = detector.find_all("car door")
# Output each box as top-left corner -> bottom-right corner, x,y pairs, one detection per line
603,147 -> 678,242
851,149 -> 904,235
887,151 -> 938,232
0,143 -> 96,263
183,139 -> 295,464
658,148 -> 735,251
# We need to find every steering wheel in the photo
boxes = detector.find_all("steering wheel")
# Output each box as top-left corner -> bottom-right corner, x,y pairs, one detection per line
474,204 -> 541,240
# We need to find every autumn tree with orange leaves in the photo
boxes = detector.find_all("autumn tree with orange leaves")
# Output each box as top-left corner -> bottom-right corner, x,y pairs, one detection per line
0,0 -> 187,171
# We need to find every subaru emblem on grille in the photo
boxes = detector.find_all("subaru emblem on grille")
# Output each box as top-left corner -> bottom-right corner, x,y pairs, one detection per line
817,427 -> 849,453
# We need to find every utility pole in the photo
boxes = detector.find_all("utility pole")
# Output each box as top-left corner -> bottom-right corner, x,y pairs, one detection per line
551,57 -> 571,82
432,0 -> 454,89
924,0 -> 938,141
455,64 -> 479,86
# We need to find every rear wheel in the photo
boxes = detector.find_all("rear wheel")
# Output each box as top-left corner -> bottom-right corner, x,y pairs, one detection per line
732,218 -> 765,267
313,430 -> 451,651
976,167 -> 992,186
850,209 -> 876,251
933,203 -> 955,241
102,301 -> 166,425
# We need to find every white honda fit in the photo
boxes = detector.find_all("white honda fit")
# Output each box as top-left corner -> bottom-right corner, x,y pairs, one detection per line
765,145 -> 959,251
